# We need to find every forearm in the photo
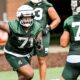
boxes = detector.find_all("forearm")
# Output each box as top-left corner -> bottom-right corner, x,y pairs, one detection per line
37,32 -> 42,40
60,37 -> 69,48
50,18 -> 61,30
60,31 -> 70,48
48,7 -> 61,30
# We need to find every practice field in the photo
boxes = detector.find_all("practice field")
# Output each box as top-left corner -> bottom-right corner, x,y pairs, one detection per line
0,52 -> 66,80
0,67 -> 63,80
0,67 -> 80,80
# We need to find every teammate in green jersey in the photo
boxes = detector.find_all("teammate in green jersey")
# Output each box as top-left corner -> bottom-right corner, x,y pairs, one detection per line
24,0 -> 61,80
0,5 -> 43,80
60,0 -> 80,80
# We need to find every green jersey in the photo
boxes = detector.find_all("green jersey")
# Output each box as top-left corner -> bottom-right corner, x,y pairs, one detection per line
64,15 -> 80,55
25,1 -> 53,28
4,20 -> 42,56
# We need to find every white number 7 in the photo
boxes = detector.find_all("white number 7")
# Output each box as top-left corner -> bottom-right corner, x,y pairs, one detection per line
72,22 -> 80,41
18,37 -> 28,48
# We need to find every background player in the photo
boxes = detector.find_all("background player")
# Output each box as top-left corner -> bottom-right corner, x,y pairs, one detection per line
24,0 -> 61,80
60,0 -> 80,80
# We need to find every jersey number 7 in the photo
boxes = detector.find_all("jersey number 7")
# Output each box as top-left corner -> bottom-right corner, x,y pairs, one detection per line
72,22 -> 80,41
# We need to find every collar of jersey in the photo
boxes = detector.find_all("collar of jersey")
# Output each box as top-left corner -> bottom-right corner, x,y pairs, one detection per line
30,1 -> 43,6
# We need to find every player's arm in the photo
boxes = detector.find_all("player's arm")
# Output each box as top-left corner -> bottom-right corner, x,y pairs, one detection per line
0,22 -> 10,33
42,7 -> 61,35
60,31 -> 70,48
48,7 -> 61,30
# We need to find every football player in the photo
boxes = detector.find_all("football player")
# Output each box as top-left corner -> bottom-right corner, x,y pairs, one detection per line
0,5 -> 43,80
24,0 -> 61,80
60,0 -> 80,80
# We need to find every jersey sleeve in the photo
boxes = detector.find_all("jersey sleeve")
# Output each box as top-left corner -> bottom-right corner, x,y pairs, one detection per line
31,21 -> 43,36
8,20 -> 20,33
8,21 -> 13,32
44,0 -> 53,9
63,18 -> 71,32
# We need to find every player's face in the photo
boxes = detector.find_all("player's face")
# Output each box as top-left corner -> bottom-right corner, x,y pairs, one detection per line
71,0 -> 77,11
71,0 -> 80,15
20,16 -> 33,27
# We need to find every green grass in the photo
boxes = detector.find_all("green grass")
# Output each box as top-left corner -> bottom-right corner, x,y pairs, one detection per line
0,67 -> 63,80
0,71 -> 18,80
33,67 -> 63,80
0,67 -> 80,80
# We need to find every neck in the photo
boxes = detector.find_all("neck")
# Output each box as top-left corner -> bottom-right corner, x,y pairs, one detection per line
23,27 -> 29,32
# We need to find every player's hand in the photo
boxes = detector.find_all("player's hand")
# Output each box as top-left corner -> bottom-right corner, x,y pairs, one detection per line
36,32 -> 43,51
36,39 -> 42,50
42,24 -> 51,35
